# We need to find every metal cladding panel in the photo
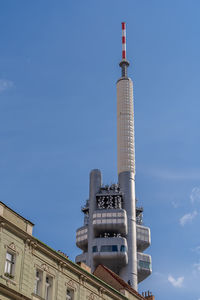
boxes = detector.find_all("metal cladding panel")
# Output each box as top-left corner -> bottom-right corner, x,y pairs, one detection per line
118,171 -> 137,290
136,225 -> 151,252
137,252 -> 152,283
92,209 -> 127,236
117,78 -> 135,175
92,237 -> 128,269
76,226 -> 88,250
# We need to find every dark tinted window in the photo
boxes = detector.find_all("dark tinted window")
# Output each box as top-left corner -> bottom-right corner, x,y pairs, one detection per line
101,245 -> 118,252
120,245 -> 126,252
112,245 -> 118,252
92,246 -> 98,252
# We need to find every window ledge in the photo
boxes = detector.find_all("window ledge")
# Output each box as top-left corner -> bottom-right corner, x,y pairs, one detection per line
32,293 -> 44,300
1,274 -> 17,285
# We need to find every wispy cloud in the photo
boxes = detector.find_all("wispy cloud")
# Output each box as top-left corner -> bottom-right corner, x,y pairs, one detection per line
179,210 -> 197,226
172,200 -> 179,208
190,187 -> 200,204
168,275 -> 184,287
194,263 -> 200,272
0,79 -> 14,93
192,246 -> 200,254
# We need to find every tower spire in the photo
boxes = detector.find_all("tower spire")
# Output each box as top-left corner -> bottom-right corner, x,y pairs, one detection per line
120,22 -> 129,77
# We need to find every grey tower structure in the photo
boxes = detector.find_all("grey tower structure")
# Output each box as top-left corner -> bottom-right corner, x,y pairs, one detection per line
75,23 -> 151,291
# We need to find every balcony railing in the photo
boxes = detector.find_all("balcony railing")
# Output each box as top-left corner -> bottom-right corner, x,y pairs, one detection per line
92,209 -> 127,236
137,252 -> 152,283
76,226 -> 88,251
136,225 -> 151,252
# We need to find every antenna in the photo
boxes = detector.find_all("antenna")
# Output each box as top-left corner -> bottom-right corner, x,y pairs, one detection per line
120,22 -> 129,77
122,22 -> 126,60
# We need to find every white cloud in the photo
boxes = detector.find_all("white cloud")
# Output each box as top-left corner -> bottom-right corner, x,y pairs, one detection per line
168,275 -> 184,287
0,79 -> 14,93
172,200 -> 179,208
194,263 -> 200,272
179,210 -> 197,226
190,187 -> 200,204
192,246 -> 200,254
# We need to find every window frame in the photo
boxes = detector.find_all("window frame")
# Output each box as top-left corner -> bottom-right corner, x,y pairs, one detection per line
66,287 -> 74,300
44,275 -> 53,300
34,269 -> 43,296
4,251 -> 15,278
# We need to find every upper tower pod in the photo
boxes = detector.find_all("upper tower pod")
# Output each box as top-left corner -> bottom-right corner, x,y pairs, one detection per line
75,23 -> 152,291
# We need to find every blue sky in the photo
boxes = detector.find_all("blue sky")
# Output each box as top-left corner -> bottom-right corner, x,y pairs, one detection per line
0,1 -> 200,299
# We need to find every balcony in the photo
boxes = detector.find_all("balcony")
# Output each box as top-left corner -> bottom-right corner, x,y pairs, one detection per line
137,252 -> 152,283
92,209 -> 127,236
76,226 -> 88,251
136,225 -> 151,252
92,237 -> 128,273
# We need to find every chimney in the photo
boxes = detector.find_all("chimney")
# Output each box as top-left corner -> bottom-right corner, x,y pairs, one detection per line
142,291 -> 155,300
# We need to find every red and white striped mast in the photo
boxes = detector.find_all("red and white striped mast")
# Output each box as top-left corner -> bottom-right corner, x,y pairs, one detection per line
120,22 -> 130,77
122,22 -> 126,60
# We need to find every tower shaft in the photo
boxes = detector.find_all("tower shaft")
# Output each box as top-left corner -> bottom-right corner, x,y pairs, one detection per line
117,79 -> 137,288
117,23 -> 137,288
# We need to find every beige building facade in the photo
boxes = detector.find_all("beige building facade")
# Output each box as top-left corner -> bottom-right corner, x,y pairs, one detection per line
0,201 -> 153,300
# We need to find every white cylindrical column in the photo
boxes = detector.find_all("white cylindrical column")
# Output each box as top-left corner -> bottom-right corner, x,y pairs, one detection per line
117,76 -> 137,290
87,169 -> 102,271
117,78 -> 135,175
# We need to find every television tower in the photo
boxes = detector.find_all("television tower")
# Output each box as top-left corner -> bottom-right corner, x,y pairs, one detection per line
76,23 -> 152,291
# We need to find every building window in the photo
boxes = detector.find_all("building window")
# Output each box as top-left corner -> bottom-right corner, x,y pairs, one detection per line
120,245 -> 126,252
45,276 -> 53,300
66,288 -> 74,300
4,252 -> 15,277
92,246 -> 98,252
100,245 -> 118,252
34,269 -> 42,296
139,260 -> 151,270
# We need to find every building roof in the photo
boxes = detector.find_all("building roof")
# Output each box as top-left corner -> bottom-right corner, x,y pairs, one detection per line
94,264 -> 146,300
0,201 -> 34,225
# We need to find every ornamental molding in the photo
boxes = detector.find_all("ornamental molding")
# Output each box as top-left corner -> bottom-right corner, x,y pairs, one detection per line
79,274 -> 87,285
24,239 -> 37,252
99,287 -> 106,296
87,292 -> 98,300
0,222 -> 5,230
41,263 -> 50,272
4,242 -> 19,255
8,242 -> 16,252
66,279 -> 78,291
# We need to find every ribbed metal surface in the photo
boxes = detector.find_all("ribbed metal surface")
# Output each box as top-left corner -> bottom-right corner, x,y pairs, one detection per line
117,78 -> 135,175
92,209 -> 127,236
136,225 -> 151,252
137,252 -> 152,283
